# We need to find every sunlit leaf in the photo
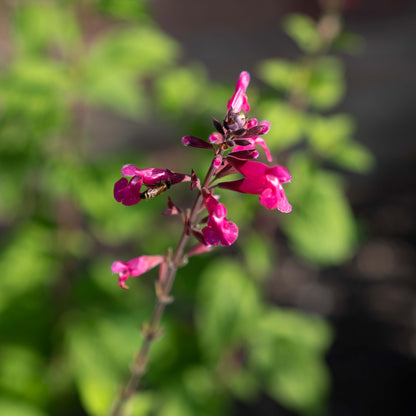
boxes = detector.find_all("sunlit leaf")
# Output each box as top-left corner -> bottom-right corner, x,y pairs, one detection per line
86,26 -> 179,76
127,392 -> 157,416
13,3 -> 81,57
196,259 -> 260,362
331,140 -> 375,173
0,399 -> 47,416
249,307 -> 331,415
0,345 -> 49,407
305,113 -> 354,156
283,154 -> 358,265
80,26 -> 179,117
154,65 -> 208,116
241,233 -> 273,282
258,59 -> 296,91
96,0 -> 150,21
0,225 -> 57,313
283,14 -> 322,53
258,101 -> 305,151
306,57 -> 345,110
66,314 -> 143,416
0,59 -> 68,148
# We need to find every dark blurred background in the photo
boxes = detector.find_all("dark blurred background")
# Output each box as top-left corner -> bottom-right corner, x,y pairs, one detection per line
153,1 -> 416,415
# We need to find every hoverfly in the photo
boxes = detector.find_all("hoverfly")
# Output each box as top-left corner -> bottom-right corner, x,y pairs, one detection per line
140,178 -> 171,200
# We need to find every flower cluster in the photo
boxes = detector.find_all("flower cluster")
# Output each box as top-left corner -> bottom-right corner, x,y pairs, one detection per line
112,71 -> 292,289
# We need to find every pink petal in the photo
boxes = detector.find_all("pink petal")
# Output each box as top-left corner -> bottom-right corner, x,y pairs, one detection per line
114,177 -> 129,202
121,164 -> 141,177
259,187 -> 278,210
227,71 -> 251,113
258,120 -> 270,134
208,132 -> 223,143
204,194 -> 220,215
218,178 -> 264,195
111,260 -> 128,274
182,135 -> 214,149
228,159 -> 269,178
275,184 -> 292,213
127,255 -> 165,277
269,165 -> 291,183
219,220 -> 239,246
254,138 -> 273,162
185,243 -> 212,257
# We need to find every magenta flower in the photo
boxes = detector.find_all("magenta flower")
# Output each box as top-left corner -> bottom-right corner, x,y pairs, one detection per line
111,255 -> 165,289
114,176 -> 143,206
114,165 -> 190,206
232,119 -> 272,162
227,71 -> 250,113
218,158 -> 292,213
201,194 -> 238,247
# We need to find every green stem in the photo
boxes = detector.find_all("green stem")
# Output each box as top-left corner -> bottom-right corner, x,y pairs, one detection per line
110,149 -> 224,416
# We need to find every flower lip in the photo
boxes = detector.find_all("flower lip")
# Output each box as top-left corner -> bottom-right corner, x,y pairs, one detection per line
201,194 -> 238,246
217,159 -> 292,213
111,255 -> 165,289
227,71 -> 250,113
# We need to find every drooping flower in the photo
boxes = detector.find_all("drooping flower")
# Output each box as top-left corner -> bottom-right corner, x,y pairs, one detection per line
218,158 -> 292,213
201,194 -> 238,246
111,255 -> 165,289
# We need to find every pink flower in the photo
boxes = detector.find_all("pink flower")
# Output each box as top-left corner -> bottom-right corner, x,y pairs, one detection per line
218,159 -> 292,213
232,119 -> 272,162
227,71 -> 250,113
111,255 -> 165,289
182,135 -> 214,150
201,195 -> 238,246
114,165 -> 190,206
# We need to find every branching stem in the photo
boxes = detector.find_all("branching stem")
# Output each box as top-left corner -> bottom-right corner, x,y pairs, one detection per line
110,149 -> 224,416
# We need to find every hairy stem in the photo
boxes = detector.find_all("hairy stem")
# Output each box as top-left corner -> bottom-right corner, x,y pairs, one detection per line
110,150 -> 224,416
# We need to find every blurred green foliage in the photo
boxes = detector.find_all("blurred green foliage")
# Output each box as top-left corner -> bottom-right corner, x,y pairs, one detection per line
0,2 -> 371,416
257,12 -> 374,266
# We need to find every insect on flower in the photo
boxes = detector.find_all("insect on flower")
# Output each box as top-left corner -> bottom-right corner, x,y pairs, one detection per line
140,179 -> 172,200
224,109 -> 247,132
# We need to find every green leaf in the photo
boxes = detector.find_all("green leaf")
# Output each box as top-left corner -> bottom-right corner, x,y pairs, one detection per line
13,3 -> 81,57
80,26 -> 179,117
306,57 -> 345,110
249,308 -> 332,415
283,154 -> 358,265
305,114 -> 354,156
0,225 -> 57,313
258,101 -> 305,151
331,140 -> 375,173
0,345 -> 49,407
196,259 -> 260,362
0,399 -> 47,416
127,392 -> 157,416
267,351 -> 329,416
241,233 -> 274,282
283,14 -> 322,53
96,0 -> 150,21
66,314 -> 143,416
154,65 -> 208,116
333,30 -> 365,54
86,26 -> 179,76
257,59 -> 296,91
0,59 -> 68,148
